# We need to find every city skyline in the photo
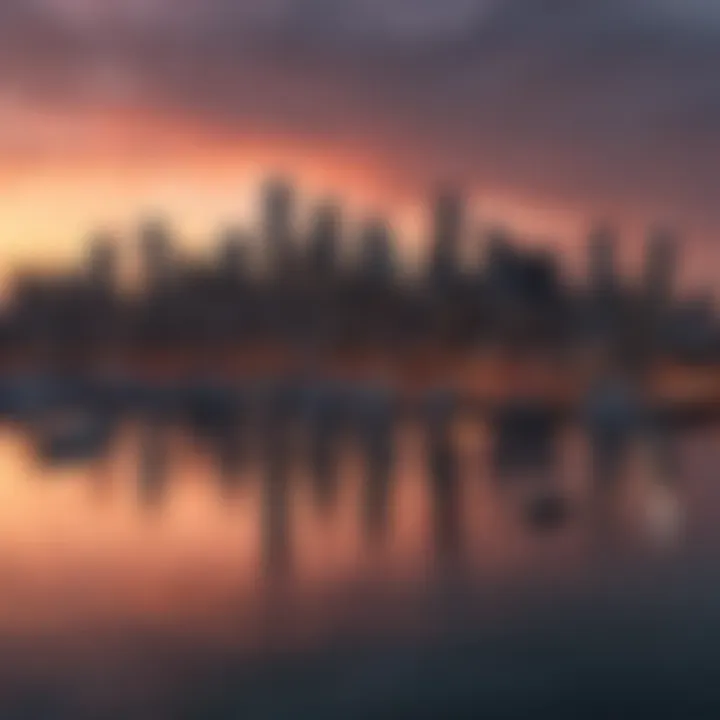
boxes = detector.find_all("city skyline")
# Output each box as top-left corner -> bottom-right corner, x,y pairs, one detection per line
4,165 -> 719,293
3,178 -> 717,387
2,1 -> 720,289
3,175 -> 710,294
5,178 -> 691,298
2,4 -> 720,717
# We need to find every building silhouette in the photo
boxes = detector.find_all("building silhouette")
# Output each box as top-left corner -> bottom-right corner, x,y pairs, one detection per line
429,190 -> 464,288
216,227 -> 248,283
359,219 -> 395,285
140,218 -> 174,294
262,179 -> 296,278
588,224 -> 618,299
644,227 -> 677,308
0,176 -> 716,388
307,200 -> 341,281
87,232 -> 118,294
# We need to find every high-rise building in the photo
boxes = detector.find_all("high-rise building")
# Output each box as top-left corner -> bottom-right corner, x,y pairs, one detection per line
87,232 -> 117,292
644,227 -> 678,308
585,223 -> 621,348
587,223 -> 618,299
307,200 -> 341,279
485,228 -> 517,297
217,227 -> 247,281
140,218 -> 174,292
360,219 -> 395,284
521,250 -> 559,305
262,179 -> 295,276
430,190 -> 463,285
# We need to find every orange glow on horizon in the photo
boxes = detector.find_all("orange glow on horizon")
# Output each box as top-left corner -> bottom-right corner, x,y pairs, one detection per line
0,102 -> 712,292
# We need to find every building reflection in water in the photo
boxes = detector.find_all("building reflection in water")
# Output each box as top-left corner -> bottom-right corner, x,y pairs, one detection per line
261,396 -> 293,577
634,421 -> 684,548
213,421 -> 245,498
580,405 -> 685,553
426,390 -> 462,562
18,407 -> 689,588
490,400 -> 570,534
307,385 -> 344,515
0,398 -> 698,720
359,388 -> 395,550
138,420 -> 169,508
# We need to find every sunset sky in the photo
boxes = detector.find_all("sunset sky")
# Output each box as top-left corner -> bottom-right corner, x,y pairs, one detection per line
1,0 -> 720,286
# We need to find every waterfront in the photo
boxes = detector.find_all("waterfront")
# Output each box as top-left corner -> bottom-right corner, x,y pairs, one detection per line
0,419 -> 717,717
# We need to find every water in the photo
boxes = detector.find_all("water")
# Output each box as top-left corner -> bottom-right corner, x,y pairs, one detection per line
0,421 -> 718,718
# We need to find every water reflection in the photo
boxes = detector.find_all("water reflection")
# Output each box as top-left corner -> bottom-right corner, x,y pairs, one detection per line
307,387 -> 344,515
213,422 -> 245,497
21,410 -> 691,571
428,436 -> 461,561
359,390 -> 395,550
138,420 -> 169,508
489,400 -> 573,535
425,391 -> 462,562
263,447 -> 292,577
635,422 -> 684,548
0,411 -> 706,717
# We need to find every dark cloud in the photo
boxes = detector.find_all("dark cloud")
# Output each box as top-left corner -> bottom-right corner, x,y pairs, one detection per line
1,0 -> 720,232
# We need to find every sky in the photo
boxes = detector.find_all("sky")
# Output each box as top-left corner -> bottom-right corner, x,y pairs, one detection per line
1,0 -> 719,286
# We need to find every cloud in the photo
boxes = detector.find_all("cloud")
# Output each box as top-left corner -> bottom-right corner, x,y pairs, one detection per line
1,0 -> 719,232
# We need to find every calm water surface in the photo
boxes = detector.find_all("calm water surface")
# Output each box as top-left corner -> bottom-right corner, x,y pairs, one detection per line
0,421 -> 719,718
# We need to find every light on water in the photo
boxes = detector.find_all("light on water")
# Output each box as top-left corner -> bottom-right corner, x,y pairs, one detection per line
0,407 -> 717,719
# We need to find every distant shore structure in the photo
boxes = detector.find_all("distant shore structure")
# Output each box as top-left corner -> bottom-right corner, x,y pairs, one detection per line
1,178 -> 717,390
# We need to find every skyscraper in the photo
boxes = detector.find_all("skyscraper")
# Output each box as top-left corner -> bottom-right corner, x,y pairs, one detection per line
262,179 -> 295,276
585,223 -> 621,349
217,227 -> 247,281
360,219 -> 395,284
87,232 -> 117,293
640,227 -> 678,358
139,218 -> 174,293
644,227 -> 678,308
430,190 -> 464,286
485,228 -> 517,298
588,223 -> 618,299
307,200 -> 341,280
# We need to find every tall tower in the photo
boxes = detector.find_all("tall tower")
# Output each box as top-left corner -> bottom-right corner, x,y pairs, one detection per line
644,227 -> 677,309
360,219 -> 394,284
140,218 -> 173,293
87,231 -> 118,293
642,227 -> 678,359
262,179 -> 295,277
430,190 -> 463,286
485,228 -> 516,296
587,223 -> 618,300
307,200 -> 341,280
217,227 -> 247,281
